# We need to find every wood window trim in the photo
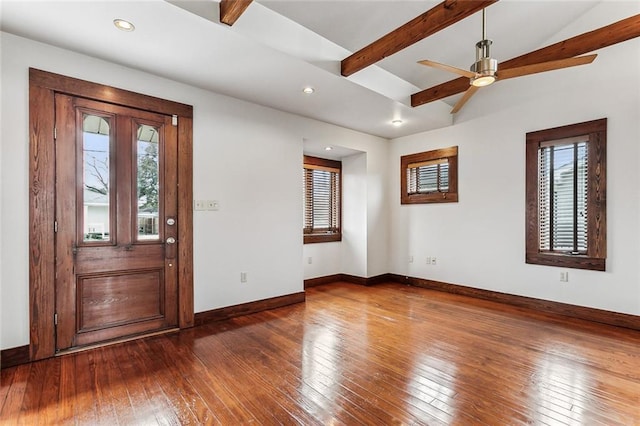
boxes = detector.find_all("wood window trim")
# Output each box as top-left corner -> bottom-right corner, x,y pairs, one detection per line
303,155 -> 342,244
525,118 -> 607,271
304,233 -> 342,244
401,146 -> 458,204
28,68 -> 194,361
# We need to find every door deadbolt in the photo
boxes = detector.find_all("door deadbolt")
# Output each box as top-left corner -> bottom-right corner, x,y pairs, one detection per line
166,218 -> 176,226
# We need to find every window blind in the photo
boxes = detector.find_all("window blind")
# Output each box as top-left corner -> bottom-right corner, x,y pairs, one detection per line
525,118 -> 606,271
407,158 -> 449,195
538,139 -> 588,253
303,165 -> 340,234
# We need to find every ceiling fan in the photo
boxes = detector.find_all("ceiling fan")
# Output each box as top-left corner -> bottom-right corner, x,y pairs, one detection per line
418,8 -> 597,114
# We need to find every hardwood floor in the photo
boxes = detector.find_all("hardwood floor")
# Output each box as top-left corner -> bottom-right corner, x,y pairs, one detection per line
2,282 -> 640,425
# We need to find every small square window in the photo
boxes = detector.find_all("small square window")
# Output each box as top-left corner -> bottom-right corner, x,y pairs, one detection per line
401,146 -> 458,204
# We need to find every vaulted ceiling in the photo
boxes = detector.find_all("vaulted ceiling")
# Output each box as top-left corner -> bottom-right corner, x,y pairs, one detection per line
1,1 -> 638,138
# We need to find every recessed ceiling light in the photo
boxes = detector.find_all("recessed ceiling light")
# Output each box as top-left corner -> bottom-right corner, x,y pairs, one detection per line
113,19 -> 135,32
303,87 -> 315,94
325,146 -> 333,151
392,119 -> 403,127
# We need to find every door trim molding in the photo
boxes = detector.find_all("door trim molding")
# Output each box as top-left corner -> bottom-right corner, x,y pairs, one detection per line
29,68 -> 194,361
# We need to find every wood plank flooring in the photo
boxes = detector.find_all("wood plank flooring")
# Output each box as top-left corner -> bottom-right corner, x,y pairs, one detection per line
2,282 -> 640,425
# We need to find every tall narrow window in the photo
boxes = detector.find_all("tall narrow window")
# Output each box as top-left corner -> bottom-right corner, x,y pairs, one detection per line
136,123 -> 161,241
303,156 -> 341,244
538,138 -> 588,253
82,113 -> 112,242
401,146 -> 458,204
526,119 -> 606,271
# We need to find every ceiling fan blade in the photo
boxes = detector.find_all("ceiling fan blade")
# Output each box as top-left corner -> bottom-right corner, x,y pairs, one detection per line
418,59 -> 477,78
412,14 -> 640,108
451,85 -> 480,114
497,54 -> 597,81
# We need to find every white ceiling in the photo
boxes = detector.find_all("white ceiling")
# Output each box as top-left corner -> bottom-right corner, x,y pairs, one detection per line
0,0 -> 609,140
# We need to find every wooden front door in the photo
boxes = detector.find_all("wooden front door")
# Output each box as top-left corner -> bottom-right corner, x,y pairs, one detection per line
54,94 -> 179,351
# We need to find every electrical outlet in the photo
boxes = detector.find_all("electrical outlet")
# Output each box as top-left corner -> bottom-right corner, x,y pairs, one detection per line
307,257 -> 312,264
560,271 -> 569,282
408,255 -> 414,263
240,272 -> 247,283
194,200 -> 220,211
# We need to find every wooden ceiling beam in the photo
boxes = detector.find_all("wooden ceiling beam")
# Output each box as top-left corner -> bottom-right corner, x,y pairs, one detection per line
341,0 -> 498,77
411,13 -> 640,107
220,0 -> 253,26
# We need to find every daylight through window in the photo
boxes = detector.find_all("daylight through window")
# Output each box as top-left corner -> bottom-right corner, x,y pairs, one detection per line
526,118 -> 606,271
303,156 -> 341,244
538,138 -> 588,254
407,158 -> 450,195
401,146 -> 458,204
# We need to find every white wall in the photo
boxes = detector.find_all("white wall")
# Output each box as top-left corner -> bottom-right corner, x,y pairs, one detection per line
389,2 -> 640,315
301,130 -> 389,280
301,152 -> 368,279
0,31 -> 3,359
0,32 -> 387,349
2,1 -> 638,350
341,153 -> 368,277
365,144 -> 390,277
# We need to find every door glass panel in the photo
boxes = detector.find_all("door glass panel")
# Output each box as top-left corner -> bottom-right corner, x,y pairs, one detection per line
136,124 -> 160,240
82,114 -> 111,242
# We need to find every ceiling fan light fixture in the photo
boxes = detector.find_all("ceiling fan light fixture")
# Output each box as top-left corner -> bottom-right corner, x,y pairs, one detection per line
471,74 -> 496,87
469,36 -> 498,87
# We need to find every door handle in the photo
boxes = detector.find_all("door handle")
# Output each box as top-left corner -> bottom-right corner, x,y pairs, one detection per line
165,237 -> 176,260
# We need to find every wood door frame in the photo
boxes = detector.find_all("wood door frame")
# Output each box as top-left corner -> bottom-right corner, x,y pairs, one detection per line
29,68 -> 194,361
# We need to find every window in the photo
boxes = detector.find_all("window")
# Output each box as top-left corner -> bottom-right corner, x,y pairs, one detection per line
303,155 -> 341,244
526,118 -> 606,271
401,146 -> 458,204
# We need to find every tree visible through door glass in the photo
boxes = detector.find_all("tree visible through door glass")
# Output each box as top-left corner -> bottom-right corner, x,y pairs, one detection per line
136,124 -> 160,240
82,114 -> 111,242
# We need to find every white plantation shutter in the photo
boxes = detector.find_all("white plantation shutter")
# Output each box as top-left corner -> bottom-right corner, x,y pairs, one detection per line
538,138 -> 588,253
